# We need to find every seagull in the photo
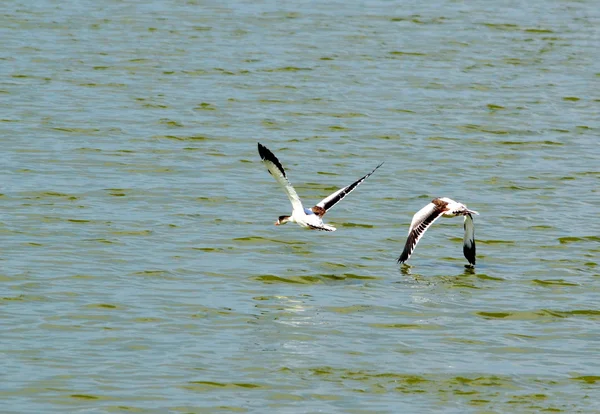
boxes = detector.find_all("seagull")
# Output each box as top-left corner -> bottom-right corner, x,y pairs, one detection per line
397,197 -> 479,266
257,142 -> 382,232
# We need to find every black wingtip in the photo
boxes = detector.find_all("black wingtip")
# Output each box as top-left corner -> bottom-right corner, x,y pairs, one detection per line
397,237 -> 414,265
463,242 -> 476,266
370,162 -> 384,175
257,142 -> 287,178
257,142 -> 267,160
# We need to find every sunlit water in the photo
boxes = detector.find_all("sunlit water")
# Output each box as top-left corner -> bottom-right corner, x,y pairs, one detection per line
2,0 -> 599,412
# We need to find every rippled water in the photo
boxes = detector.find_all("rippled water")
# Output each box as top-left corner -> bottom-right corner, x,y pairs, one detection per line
2,0 -> 599,412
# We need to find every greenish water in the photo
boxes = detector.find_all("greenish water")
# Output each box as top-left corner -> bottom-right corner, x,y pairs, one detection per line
2,0 -> 599,412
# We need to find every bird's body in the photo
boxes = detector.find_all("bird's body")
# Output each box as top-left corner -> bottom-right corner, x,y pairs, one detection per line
257,142 -> 382,232
398,197 -> 479,265
284,205 -> 336,231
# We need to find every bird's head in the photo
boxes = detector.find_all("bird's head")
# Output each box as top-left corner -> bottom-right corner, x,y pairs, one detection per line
275,215 -> 290,226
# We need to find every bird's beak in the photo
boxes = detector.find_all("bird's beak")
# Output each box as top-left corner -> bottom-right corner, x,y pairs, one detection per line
274,221 -> 280,226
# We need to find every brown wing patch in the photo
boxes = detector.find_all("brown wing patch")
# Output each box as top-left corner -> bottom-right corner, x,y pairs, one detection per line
311,206 -> 326,217
431,198 -> 448,210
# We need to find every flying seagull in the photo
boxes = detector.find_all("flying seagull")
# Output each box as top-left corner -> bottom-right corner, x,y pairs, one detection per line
257,142 -> 382,231
398,197 -> 479,265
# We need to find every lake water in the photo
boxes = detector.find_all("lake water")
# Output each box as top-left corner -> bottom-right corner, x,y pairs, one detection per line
2,0 -> 599,412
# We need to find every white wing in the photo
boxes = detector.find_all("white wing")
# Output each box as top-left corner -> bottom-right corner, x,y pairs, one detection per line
397,202 -> 445,264
463,214 -> 476,265
258,143 -> 303,213
316,162 -> 383,213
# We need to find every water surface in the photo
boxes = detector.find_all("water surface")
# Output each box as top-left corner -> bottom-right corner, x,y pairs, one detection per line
2,0 -> 599,412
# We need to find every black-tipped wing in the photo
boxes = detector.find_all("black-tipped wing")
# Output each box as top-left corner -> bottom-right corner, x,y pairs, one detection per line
258,143 -> 304,212
315,162 -> 383,214
463,214 -> 476,265
397,202 -> 445,264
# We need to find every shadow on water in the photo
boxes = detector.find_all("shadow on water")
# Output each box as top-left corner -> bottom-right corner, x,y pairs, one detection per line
397,263 -> 504,289
252,272 -> 380,285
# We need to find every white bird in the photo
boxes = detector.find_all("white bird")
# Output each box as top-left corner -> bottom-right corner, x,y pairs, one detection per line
397,197 -> 479,265
258,142 -> 382,232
